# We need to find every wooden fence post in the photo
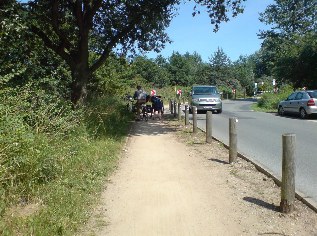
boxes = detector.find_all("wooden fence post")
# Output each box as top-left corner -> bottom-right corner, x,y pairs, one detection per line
280,133 -> 296,213
170,100 -> 173,114
192,106 -> 197,133
185,105 -> 189,126
173,101 -> 177,118
229,117 -> 238,163
206,111 -> 213,143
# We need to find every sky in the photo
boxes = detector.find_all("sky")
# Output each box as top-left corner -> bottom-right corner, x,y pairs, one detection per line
146,0 -> 275,62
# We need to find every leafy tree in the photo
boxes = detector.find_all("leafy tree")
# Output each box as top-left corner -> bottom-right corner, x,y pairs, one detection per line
209,47 -> 231,69
258,0 -> 317,88
274,33 -> 317,88
90,54 -> 135,98
195,62 -> 211,85
209,47 -> 239,90
154,55 -> 172,87
0,2 -> 70,97
168,52 -> 190,86
232,55 -> 255,95
0,2 -> 27,85
167,51 -> 207,86
249,50 -> 274,79
155,55 -> 168,68
259,0 -> 317,37
131,56 -> 170,88
9,0 -> 246,105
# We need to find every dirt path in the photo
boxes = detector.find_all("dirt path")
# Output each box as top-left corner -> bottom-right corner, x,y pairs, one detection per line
83,115 -> 317,236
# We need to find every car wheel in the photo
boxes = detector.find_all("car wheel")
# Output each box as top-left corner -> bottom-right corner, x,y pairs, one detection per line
299,108 -> 307,119
278,106 -> 284,116
217,109 -> 222,114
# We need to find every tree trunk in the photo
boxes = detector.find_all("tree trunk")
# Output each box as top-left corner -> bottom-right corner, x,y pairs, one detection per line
70,63 -> 90,106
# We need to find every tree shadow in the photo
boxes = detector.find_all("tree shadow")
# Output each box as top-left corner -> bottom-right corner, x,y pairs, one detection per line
243,197 -> 280,212
130,113 -> 178,137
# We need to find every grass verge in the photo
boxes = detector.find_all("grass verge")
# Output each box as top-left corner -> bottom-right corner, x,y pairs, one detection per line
0,96 -> 132,236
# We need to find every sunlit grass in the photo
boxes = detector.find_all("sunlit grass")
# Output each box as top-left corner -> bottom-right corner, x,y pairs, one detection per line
0,94 -> 132,235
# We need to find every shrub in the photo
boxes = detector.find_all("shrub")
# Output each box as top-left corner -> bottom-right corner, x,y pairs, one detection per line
0,90 -> 131,235
84,95 -> 132,139
0,85 -> 80,209
257,85 -> 294,111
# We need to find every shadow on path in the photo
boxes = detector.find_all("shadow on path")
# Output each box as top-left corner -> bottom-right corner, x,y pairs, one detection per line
130,113 -> 177,137
243,197 -> 279,212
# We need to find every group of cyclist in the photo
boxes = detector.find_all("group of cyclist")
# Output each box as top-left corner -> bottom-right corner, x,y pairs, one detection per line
133,85 -> 163,121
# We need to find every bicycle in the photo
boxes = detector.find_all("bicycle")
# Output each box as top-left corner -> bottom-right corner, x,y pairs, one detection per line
140,103 -> 149,121
134,102 -> 149,121
125,95 -> 134,112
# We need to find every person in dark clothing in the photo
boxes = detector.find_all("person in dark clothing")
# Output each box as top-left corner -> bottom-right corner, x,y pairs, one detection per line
151,95 -> 163,120
133,85 -> 144,100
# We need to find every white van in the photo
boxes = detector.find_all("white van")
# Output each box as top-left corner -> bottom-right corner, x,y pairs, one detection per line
189,85 -> 222,113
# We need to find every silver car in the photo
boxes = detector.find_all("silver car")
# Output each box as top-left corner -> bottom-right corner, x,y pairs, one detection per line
189,85 -> 222,113
277,90 -> 317,119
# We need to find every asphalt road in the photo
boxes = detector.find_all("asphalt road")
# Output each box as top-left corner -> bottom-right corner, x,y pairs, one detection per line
189,99 -> 317,205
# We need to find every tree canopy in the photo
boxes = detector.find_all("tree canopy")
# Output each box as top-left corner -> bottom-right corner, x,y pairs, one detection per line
258,0 -> 317,89
4,0 -> 317,99
3,0 -> 246,105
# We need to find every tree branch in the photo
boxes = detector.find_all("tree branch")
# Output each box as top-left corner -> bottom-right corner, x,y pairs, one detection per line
90,2 -> 148,72
50,0 -> 73,51
90,22 -> 137,73
30,25 -> 75,69
88,0 -> 102,23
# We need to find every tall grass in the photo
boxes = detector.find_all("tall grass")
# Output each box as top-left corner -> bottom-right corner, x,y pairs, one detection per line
0,86 -> 132,235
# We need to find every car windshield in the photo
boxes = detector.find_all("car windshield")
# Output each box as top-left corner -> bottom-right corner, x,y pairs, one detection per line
307,91 -> 317,99
193,87 -> 217,95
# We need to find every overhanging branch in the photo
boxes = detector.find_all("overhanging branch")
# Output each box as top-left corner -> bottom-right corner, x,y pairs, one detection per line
30,25 -> 75,69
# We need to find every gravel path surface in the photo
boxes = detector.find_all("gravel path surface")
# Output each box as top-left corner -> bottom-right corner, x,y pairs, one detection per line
82,114 -> 317,236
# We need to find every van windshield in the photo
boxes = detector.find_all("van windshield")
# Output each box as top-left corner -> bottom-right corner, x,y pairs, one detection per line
193,87 -> 217,95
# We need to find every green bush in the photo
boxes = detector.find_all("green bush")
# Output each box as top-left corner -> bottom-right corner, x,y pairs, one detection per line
256,85 -> 294,111
0,85 -> 79,206
84,96 -> 132,139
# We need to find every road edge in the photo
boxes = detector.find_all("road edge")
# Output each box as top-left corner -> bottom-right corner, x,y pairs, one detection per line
171,105 -> 317,214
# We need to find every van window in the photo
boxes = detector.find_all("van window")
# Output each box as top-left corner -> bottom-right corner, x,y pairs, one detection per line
193,87 -> 217,95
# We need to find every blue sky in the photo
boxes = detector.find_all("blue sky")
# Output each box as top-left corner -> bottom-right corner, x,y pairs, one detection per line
146,0 -> 274,62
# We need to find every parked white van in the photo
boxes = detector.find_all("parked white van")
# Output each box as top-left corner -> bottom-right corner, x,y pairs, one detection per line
189,85 -> 222,113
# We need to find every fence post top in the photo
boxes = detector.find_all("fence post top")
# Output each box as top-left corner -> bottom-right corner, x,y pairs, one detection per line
282,133 -> 296,137
230,117 -> 238,123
